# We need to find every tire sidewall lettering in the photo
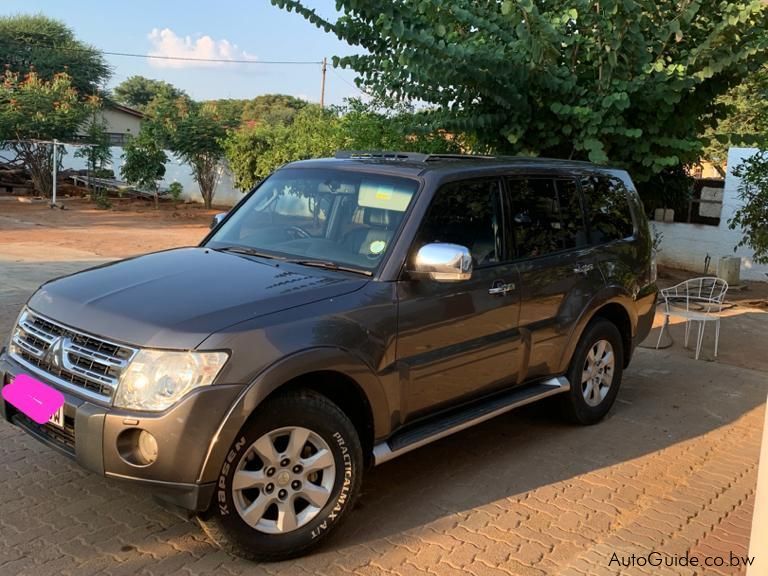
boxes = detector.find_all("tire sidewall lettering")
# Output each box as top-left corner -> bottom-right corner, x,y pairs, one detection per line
311,431 -> 354,539
218,436 -> 247,516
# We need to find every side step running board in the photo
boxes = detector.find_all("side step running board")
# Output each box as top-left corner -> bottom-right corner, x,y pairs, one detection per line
373,376 -> 570,466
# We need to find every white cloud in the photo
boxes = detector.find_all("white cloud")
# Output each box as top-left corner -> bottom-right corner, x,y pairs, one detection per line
147,28 -> 257,68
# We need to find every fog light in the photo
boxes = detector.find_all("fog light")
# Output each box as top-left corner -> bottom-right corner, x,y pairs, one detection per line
138,430 -> 158,464
117,428 -> 158,466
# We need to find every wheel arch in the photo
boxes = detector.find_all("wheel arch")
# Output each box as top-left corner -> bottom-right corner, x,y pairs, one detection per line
197,347 -> 388,486
559,291 -> 637,373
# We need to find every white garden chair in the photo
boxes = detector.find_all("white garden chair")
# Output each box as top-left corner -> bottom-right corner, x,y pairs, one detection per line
655,277 -> 729,360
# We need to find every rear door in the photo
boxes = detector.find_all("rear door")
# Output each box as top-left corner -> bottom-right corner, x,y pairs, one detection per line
396,178 -> 523,421
505,176 -> 604,381
579,174 -> 640,293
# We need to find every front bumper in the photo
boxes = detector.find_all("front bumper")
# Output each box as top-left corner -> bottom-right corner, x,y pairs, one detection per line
0,348 -> 242,512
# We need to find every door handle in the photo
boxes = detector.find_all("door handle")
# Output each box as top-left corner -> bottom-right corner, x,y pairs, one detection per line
573,263 -> 594,275
488,282 -> 516,295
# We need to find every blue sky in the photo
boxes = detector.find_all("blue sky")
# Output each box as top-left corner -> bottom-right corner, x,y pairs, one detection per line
1,0 -> 365,105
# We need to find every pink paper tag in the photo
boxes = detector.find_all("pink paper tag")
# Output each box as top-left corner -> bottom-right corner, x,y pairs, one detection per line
2,374 -> 65,424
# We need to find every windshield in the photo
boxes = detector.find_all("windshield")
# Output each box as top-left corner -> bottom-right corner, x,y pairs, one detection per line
206,168 -> 420,272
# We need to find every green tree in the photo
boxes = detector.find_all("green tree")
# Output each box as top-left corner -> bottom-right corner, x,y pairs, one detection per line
112,75 -> 188,111
146,96 -> 227,208
224,107 -> 340,190
75,110 -> 113,198
0,14 -> 110,95
223,99 -> 459,190
0,70 -> 96,197
205,94 -> 309,128
701,65 -> 768,174
121,129 -> 168,209
729,151 -> 768,264
273,0 -> 768,190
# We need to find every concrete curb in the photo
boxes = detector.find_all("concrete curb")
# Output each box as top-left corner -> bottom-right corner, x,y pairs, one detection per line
748,395 -> 768,576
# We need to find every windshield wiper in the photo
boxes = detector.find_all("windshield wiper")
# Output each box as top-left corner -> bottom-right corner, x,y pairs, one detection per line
284,259 -> 372,276
213,246 -> 284,260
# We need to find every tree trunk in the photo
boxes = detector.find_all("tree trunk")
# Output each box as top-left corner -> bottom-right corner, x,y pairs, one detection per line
194,155 -> 220,209
12,142 -> 54,197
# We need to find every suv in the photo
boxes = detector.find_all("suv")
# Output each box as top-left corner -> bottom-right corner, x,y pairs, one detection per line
1,152 -> 657,560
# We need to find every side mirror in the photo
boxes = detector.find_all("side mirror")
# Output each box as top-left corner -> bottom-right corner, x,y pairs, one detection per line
411,243 -> 472,282
210,212 -> 227,229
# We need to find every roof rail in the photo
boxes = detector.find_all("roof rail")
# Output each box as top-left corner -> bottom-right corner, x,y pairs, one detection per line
423,154 -> 496,162
335,150 -> 429,161
335,151 -> 499,163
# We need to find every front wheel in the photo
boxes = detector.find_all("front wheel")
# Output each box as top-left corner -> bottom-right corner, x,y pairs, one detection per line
560,318 -> 625,425
198,390 -> 363,561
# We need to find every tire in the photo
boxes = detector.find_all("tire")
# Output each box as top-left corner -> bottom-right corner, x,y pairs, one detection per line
560,318 -> 625,425
197,390 -> 363,562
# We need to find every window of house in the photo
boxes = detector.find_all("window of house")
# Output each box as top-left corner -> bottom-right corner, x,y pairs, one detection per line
506,177 -> 588,258
414,179 -> 503,266
581,176 -> 635,243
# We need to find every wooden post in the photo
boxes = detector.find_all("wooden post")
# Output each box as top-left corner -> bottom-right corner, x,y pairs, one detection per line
51,139 -> 58,207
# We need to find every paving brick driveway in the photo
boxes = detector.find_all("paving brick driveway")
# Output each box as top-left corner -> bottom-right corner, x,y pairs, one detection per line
0,210 -> 766,576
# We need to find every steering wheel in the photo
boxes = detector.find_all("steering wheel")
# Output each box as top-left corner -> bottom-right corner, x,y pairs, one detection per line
286,225 -> 312,240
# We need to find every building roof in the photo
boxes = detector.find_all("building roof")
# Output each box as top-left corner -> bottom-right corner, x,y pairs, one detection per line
104,101 -> 145,119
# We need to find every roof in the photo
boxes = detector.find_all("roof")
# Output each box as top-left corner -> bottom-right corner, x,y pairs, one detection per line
103,101 -> 145,119
282,152 -> 622,178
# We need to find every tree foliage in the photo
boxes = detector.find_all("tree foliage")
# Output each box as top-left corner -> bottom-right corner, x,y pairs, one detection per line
273,0 -> 768,187
121,129 -> 168,209
701,65 -> 768,172
223,99 -> 460,190
729,151 -> 768,264
146,96 -> 228,208
205,94 -> 309,128
0,70 -> 96,196
75,111 -> 113,197
112,75 -> 188,111
0,14 -> 110,95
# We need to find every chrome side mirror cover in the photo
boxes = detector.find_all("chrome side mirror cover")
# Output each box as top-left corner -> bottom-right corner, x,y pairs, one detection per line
411,243 -> 473,282
210,212 -> 227,229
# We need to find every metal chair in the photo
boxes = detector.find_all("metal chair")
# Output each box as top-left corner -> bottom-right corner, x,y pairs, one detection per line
655,277 -> 729,360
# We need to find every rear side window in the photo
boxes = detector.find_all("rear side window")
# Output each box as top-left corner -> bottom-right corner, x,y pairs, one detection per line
582,176 -> 635,243
506,178 -> 588,258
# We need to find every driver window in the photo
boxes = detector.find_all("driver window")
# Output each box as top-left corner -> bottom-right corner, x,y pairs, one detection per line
414,179 -> 503,267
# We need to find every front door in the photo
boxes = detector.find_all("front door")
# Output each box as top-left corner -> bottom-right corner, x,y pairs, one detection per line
396,178 -> 523,421
505,176 -> 603,381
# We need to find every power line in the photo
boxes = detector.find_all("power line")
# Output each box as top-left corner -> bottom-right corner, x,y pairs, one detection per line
3,38 -> 322,65
330,66 -> 372,98
103,50 -> 322,65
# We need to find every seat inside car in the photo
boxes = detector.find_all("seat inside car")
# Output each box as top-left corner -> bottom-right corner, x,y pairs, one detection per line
343,208 -> 402,257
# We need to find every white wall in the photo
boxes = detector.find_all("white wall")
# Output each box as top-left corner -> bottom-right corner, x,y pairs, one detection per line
654,147 -> 768,282
57,144 -> 245,207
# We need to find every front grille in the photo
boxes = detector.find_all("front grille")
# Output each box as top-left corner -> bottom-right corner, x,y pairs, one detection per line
9,308 -> 137,402
12,412 -> 76,456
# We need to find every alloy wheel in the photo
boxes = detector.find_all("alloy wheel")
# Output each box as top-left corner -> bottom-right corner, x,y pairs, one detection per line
232,426 -> 336,534
581,339 -> 615,407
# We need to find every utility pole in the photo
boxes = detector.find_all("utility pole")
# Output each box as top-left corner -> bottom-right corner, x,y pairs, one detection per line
320,57 -> 327,109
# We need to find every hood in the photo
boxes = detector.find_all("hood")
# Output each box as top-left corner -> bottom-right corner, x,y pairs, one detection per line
28,247 -> 368,349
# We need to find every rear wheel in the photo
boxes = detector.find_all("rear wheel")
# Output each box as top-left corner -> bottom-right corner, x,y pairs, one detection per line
198,390 -> 363,561
560,318 -> 625,425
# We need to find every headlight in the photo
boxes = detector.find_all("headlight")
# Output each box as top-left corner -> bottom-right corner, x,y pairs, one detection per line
114,350 -> 229,411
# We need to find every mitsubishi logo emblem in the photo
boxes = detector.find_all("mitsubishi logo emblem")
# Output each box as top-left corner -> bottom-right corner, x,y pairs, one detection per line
44,336 -> 70,369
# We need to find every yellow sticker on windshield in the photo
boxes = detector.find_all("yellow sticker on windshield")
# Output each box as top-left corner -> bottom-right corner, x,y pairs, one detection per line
369,240 -> 387,255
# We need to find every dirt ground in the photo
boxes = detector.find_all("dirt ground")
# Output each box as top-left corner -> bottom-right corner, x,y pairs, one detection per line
0,199 -> 767,576
0,196 -> 221,259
